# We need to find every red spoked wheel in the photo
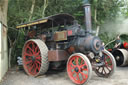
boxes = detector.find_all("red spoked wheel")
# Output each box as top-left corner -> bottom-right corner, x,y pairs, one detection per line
94,49 -> 116,77
67,53 -> 92,85
22,39 -> 49,76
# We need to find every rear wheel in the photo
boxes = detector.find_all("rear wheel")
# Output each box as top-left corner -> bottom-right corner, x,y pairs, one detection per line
22,39 -> 49,76
67,53 -> 92,85
94,49 -> 116,77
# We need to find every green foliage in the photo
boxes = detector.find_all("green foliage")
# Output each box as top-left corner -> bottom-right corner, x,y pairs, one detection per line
99,32 -> 115,49
121,0 -> 128,18
10,30 -> 25,66
91,0 -> 123,28
120,34 -> 128,42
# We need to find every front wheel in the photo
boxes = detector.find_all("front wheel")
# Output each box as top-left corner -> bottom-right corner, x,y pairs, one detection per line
67,53 -> 92,85
94,49 -> 116,77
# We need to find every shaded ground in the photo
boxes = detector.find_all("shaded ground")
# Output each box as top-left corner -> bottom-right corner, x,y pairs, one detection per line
0,67 -> 128,85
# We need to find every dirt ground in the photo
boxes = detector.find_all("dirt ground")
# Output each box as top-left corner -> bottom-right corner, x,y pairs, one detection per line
0,67 -> 128,85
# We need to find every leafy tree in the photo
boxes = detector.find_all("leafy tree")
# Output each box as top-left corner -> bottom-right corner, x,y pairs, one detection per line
121,0 -> 128,17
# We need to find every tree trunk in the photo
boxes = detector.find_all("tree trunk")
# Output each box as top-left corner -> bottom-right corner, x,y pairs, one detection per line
42,0 -> 48,18
0,0 -> 8,68
94,8 -> 97,24
0,0 -> 8,71
28,0 -> 36,22
0,0 -> 8,26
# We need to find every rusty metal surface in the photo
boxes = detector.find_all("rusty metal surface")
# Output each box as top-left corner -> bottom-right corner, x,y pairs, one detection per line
37,34 -> 46,42
76,35 -> 101,54
67,46 -> 75,54
54,31 -> 67,41
28,30 -> 36,38
48,50 -> 69,61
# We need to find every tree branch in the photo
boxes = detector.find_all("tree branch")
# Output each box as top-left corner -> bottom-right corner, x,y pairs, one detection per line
42,0 -> 48,18
28,0 -> 36,22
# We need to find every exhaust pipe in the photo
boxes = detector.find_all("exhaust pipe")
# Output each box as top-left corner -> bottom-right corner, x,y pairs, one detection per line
83,1 -> 92,33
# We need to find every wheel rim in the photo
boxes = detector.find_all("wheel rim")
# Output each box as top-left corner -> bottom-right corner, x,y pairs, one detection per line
95,52 -> 113,77
67,55 -> 89,84
23,41 -> 41,76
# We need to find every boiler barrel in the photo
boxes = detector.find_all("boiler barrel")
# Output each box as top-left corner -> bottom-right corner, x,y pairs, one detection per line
112,49 -> 128,66
74,35 -> 101,54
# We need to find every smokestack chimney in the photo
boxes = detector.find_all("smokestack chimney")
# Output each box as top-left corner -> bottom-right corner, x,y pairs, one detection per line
83,0 -> 92,33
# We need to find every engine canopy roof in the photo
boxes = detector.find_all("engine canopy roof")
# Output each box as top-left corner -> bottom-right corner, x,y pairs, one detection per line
16,13 -> 75,29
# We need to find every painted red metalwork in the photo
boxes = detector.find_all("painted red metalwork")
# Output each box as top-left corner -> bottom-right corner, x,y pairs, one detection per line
67,55 -> 89,84
108,49 -> 112,52
123,41 -> 128,49
23,41 -> 41,76
104,54 -> 113,69
68,30 -> 72,36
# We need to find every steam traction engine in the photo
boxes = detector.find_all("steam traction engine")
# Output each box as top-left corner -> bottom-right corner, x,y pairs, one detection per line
108,41 -> 128,66
16,3 -> 116,85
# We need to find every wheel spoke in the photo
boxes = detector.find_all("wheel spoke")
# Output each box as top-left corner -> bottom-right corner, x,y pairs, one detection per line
34,63 -> 39,74
71,63 -> 76,68
35,46 -> 38,53
105,56 -> 110,60
24,53 -> 32,56
28,62 -> 33,67
75,57 -> 79,65
27,46 -> 35,54
80,72 -> 88,80
81,73 -> 85,80
32,42 -> 35,49
81,59 -> 83,65
36,50 -> 40,56
101,67 -> 104,73
80,63 -> 86,68
24,57 -> 30,62
76,73 -> 80,81
105,58 -> 112,69
35,62 -> 40,71
27,46 -> 32,51
107,64 -> 113,69
82,68 -> 87,71
105,65 -> 111,71
26,60 -> 33,65
72,70 -> 76,75
36,60 -> 41,65
97,67 -> 101,70
36,56 -> 41,60
103,67 -> 107,74
107,60 -> 112,65
28,64 -> 34,72
74,74 -> 78,80
28,50 -> 33,55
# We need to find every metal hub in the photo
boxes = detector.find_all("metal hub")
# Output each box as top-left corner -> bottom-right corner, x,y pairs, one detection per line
116,56 -> 120,61
74,67 -> 79,72
96,42 -> 100,48
31,56 -> 35,61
